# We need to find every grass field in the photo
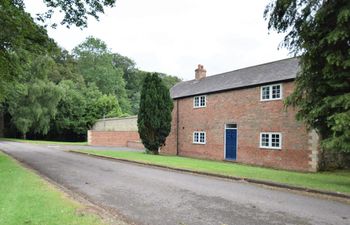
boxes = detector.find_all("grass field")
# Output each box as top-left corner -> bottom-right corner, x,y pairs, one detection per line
0,151 -> 106,225
76,150 -> 350,194
0,138 -> 87,145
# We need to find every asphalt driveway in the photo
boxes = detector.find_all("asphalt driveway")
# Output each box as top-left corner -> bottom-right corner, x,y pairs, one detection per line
0,141 -> 349,225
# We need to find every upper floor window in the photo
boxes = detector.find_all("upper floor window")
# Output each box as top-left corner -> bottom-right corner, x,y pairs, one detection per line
193,131 -> 206,144
194,95 -> 206,108
260,132 -> 282,149
261,84 -> 282,101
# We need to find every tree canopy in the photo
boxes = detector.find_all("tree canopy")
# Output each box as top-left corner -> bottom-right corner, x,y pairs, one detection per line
38,0 -> 117,28
0,0 -> 117,102
7,56 -> 62,138
0,1 -> 181,141
73,37 -> 130,113
2,36 -> 180,140
265,0 -> 350,152
0,0 -> 54,102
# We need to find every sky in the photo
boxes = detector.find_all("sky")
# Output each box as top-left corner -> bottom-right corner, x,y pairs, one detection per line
24,0 -> 291,81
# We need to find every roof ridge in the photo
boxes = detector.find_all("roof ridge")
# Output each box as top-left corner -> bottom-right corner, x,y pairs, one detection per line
170,57 -> 299,99
185,57 -> 297,82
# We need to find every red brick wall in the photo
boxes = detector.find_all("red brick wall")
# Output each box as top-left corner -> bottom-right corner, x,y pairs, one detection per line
162,100 -> 178,155
161,81 -> 317,172
127,140 -> 145,149
89,131 -> 142,148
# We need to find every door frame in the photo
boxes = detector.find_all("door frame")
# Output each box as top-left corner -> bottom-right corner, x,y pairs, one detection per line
224,124 -> 238,160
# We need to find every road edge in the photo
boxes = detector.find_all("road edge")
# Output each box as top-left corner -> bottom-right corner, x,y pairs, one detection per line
0,149 -> 134,225
68,150 -> 350,201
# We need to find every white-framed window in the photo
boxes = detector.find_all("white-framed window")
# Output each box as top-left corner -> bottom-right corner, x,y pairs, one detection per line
260,84 -> 282,101
193,95 -> 206,108
260,132 -> 282,149
193,131 -> 206,144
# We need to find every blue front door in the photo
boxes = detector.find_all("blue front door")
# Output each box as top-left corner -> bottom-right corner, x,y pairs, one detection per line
225,129 -> 237,160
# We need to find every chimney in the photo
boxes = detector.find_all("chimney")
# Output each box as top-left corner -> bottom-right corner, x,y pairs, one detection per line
195,64 -> 206,80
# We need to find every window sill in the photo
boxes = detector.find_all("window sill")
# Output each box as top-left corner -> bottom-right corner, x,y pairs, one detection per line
260,98 -> 282,102
259,146 -> 281,150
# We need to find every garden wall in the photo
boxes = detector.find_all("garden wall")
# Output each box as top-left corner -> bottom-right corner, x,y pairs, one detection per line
88,116 -> 144,149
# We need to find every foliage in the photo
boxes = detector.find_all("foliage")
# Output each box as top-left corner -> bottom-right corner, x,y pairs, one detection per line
7,56 -> 62,138
7,80 -> 62,138
53,80 -> 89,135
0,0 -> 54,102
50,50 -> 85,84
0,0 -> 117,102
73,37 -> 131,113
137,73 -> 173,154
111,53 -> 141,114
51,81 -> 122,139
38,0 -> 117,28
111,53 -> 181,114
125,70 -> 148,114
265,0 -> 350,152
1,0 -> 181,141
95,94 -> 123,118
158,73 -> 182,89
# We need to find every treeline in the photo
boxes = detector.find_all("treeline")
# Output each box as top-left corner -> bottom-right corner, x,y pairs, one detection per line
2,36 -> 180,141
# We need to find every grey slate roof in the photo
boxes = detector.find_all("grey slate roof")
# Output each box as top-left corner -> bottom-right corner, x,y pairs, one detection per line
171,57 -> 299,99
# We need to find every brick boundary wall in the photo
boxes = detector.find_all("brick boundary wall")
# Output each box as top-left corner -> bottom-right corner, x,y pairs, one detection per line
127,140 -> 144,149
88,130 -> 144,148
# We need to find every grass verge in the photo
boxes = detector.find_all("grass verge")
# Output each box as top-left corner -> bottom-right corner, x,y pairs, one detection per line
0,138 -> 87,146
0,151 -> 106,225
76,150 -> 350,195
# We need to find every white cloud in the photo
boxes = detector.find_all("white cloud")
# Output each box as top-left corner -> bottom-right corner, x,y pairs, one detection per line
24,0 -> 290,80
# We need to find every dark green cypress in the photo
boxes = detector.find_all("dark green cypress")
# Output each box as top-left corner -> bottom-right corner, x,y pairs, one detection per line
137,73 -> 173,154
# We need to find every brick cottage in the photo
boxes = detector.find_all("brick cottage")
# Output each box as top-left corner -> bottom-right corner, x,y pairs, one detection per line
161,58 -> 319,172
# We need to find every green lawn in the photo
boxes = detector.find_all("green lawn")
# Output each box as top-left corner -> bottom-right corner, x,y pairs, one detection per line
0,138 -> 87,146
0,152 -> 106,225
76,150 -> 350,195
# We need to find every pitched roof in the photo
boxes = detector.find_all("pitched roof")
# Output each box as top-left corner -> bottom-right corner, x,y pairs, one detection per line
171,57 -> 299,99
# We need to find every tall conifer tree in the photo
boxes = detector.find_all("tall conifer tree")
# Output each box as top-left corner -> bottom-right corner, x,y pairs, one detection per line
138,73 -> 173,154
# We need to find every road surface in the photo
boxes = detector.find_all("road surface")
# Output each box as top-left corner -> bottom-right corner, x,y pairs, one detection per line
0,141 -> 349,225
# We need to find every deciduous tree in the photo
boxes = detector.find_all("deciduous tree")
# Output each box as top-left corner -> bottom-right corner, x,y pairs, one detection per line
0,0 -> 117,102
0,0 -> 54,102
73,37 -> 131,113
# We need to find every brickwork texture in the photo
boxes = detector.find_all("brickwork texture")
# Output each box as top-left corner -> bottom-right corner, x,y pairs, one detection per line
88,116 -> 145,149
162,81 -> 319,172
88,130 -> 142,147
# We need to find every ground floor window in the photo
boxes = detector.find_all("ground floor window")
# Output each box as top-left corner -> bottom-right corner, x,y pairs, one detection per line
260,132 -> 282,149
193,131 -> 206,144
